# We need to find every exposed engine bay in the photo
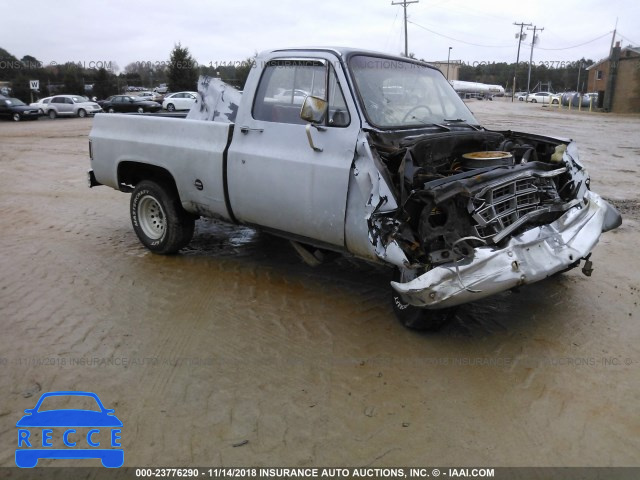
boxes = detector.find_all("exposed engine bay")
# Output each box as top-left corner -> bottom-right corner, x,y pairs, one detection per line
365,129 -> 594,270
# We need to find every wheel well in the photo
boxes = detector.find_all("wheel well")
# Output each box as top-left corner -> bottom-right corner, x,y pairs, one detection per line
117,162 -> 177,194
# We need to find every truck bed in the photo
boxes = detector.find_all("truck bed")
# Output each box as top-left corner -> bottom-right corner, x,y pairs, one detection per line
90,113 -> 233,220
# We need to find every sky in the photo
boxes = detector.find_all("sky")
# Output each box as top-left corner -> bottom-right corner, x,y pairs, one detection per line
2,0 -> 639,72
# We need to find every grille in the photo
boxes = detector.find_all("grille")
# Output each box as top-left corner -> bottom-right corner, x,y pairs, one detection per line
470,176 -> 559,240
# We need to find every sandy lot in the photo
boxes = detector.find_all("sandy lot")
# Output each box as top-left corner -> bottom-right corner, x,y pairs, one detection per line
0,101 -> 639,470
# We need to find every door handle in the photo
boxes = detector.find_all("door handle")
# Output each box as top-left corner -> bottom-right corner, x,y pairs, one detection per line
240,126 -> 264,134
305,124 -> 326,152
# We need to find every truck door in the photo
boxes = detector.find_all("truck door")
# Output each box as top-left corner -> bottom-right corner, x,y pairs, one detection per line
227,55 -> 360,247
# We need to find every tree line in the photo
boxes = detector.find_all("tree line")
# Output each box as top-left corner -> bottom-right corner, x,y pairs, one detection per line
0,44 -> 254,102
1,43 -> 597,103
457,59 -> 595,93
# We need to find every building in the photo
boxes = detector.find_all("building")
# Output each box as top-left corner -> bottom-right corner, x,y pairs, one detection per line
429,60 -> 461,81
586,43 -> 640,113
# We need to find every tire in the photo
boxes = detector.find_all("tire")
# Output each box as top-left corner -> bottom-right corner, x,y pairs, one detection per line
12,113 -> 21,122
48,109 -> 57,119
130,180 -> 194,254
137,106 -> 144,114
552,99 -> 559,105
108,107 -> 115,113
532,99 -> 537,103
77,109 -> 87,118
391,269 -> 456,331
166,103 -> 175,112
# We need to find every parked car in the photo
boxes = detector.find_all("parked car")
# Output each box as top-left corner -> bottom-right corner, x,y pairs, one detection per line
272,88 -> 309,104
45,95 -> 102,118
100,95 -> 162,114
162,91 -> 198,111
29,96 -> 52,115
526,91 -> 560,104
136,91 -> 163,102
153,84 -> 169,94
515,91 -> 528,101
0,97 -> 40,121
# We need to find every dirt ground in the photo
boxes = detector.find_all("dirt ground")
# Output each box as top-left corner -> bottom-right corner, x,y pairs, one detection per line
0,100 -> 639,469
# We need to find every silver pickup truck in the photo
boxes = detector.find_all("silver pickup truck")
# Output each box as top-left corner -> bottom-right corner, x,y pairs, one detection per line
88,47 -> 621,330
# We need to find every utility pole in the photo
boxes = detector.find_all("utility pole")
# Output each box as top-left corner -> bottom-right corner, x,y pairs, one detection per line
446,47 -> 452,80
392,0 -> 419,57
512,22 -> 531,102
609,17 -> 618,55
526,25 -> 543,95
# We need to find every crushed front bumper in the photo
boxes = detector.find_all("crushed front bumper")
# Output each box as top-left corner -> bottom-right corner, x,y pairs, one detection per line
391,191 -> 621,309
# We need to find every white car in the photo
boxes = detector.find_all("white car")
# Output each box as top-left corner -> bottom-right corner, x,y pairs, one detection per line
137,91 -> 163,102
526,91 -> 560,104
162,92 -> 198,112
272,88 -> 309,105
45,95 -> 102,118
29,96 -> 52,115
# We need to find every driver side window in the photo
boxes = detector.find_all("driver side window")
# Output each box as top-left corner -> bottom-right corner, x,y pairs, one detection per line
253,59 -> 350,127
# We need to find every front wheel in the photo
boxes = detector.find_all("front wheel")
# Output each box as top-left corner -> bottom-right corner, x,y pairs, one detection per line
77,109 -> 87,118
12,113 -> 21,122
48,109 -> 56,119
130,180 -> 195,254
137,106 -> 144,114
391,269 -> 456,331
166,103 -> 175,112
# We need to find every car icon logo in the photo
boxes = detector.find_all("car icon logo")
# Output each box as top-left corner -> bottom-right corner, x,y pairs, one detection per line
16,391 -> 123,468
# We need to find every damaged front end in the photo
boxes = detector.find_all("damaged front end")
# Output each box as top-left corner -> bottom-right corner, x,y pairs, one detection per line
365,129 -> 622,309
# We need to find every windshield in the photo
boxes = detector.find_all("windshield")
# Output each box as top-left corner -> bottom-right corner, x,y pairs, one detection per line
348,55 -> 478,129
72,96 -> 90,103
7,98 -> 26,106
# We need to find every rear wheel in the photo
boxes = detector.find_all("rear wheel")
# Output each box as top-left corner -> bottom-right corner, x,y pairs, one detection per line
130,180 -> 194,254
391,268 -> 456,331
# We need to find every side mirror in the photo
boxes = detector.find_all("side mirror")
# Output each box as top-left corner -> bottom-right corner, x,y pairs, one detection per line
300,96 -> 327,124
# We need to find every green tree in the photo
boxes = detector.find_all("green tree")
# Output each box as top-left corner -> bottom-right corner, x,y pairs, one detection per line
93,67 -> 117,99
167,43 -> 198,92
62,63 -> 84,93
10,75 -> 32,102
235,54 -> 257,89
0,47 -> 20,81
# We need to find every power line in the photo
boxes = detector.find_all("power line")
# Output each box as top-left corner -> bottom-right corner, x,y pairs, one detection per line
408,19 -> 613,52
391,0 -> 419,56
407,20 -> 512,48
617,32 -> 640,46
385,6 -> 401,52
522,31 -> 612,50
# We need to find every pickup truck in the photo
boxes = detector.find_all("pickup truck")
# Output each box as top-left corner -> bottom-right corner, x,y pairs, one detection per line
88,47 -> 622,330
